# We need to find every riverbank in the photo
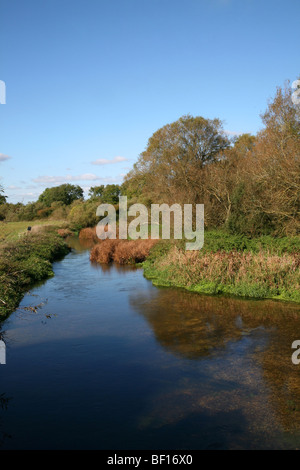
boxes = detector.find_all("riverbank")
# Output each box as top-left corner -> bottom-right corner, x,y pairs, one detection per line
0,219 -> 69,243
0,227 -> 70,318
2,235 -> 300,450
142,233 -> 300,304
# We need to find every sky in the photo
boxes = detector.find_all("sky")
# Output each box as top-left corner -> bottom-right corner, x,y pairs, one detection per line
0,0 -> 299,203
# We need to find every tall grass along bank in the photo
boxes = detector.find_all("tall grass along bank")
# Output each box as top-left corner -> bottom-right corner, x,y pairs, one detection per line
143,236 -> 300,304
90,238 -> 159,265
0,230 -> 70,318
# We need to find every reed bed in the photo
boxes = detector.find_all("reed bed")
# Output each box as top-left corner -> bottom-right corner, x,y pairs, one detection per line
79,225 -> 120,243
144,244 -> 300,302
57,228 -> 73,238
79,227 -> 98,242
90,238 -> 158,265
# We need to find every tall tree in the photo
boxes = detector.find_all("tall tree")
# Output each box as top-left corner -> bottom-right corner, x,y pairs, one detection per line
203,134 -> 256,228
124,115 -> 230,204
247,82 -> 300,234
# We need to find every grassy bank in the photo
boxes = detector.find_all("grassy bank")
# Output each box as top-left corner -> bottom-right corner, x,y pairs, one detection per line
0,227 -> 71,318
143,233 -> 300,303
0,219 -> 68,242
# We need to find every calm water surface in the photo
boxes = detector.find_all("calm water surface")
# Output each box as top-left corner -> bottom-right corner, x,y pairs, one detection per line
0,237 -> 300,449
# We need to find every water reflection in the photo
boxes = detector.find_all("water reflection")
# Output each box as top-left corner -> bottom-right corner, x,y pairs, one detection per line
66,236 -> 95,252
91,262 -> 141,276
67,236 -> 140,276
129,287 -> 300,436
129,288 -> 299,358
0,236 -> 299,449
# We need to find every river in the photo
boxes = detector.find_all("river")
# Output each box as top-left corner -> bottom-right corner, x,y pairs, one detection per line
0,237 -> 300,449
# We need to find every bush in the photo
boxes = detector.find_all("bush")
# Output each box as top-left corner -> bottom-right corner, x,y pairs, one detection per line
201,231 -> 300,255
57,228 -> 73,238
68,200 -> 100,230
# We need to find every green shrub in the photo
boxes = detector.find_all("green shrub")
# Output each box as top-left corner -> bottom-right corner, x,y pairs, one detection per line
68,200 -> 100,230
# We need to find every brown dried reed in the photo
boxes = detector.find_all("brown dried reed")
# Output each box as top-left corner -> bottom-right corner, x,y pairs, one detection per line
90,238 -> 158,264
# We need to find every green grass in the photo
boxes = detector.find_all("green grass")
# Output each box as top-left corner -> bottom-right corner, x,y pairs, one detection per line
0,228 -> 70,318
200,230 -> 300,255
148,231 -> 300,256
0,220 -> 67,242
143,233 -> 300,304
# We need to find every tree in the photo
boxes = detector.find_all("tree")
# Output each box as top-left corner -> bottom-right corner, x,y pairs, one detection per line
203,134 -> 256,229
38,184 -> 84,206
246,82 -> 300,234
68,200 -> 100,229
88,185 -> 105,200
124,115 -> 230,204
88,184 -> 121,204
231,133 -> 256,157
101,184 -> 121,204
0,185 -> 7,204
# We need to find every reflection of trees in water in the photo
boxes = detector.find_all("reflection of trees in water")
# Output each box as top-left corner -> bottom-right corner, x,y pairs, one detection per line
130,287 -> 300,358
130,288 -> 300,359
129,287 -> 300,434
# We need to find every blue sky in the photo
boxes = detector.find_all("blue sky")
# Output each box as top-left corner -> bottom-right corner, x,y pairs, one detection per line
0,0 -> 299,203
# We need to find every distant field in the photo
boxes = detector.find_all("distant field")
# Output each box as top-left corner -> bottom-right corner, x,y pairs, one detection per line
0,220 -> 66,243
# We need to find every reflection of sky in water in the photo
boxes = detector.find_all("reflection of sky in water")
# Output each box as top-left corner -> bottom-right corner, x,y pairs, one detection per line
0,238 -> 300,449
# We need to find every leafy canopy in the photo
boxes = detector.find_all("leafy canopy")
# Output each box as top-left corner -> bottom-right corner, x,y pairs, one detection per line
0,185 -> 7,204
89,184 -> 121,204
38,184 -> 84,206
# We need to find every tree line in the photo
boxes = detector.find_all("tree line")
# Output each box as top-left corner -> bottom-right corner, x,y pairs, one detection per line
0,79 -> 299,236
0,183 -> 121,229
122,80 -> 300,236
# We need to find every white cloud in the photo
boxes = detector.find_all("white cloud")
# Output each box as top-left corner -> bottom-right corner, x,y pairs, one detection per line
91,156 -> 128,165
7,185 -> 21,190
32,173 -> 124,186
0,153 -> 11,162
32,173 -> 103,184
224,130 -> 243,136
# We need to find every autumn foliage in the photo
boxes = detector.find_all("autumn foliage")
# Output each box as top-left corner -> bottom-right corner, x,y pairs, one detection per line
90,238 -> 159,264
122,81 -> 300,236
57,228 -> 73,238
79,227 -> 98,242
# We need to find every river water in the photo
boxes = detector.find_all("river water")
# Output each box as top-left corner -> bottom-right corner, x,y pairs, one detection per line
0,237 -> 300,449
